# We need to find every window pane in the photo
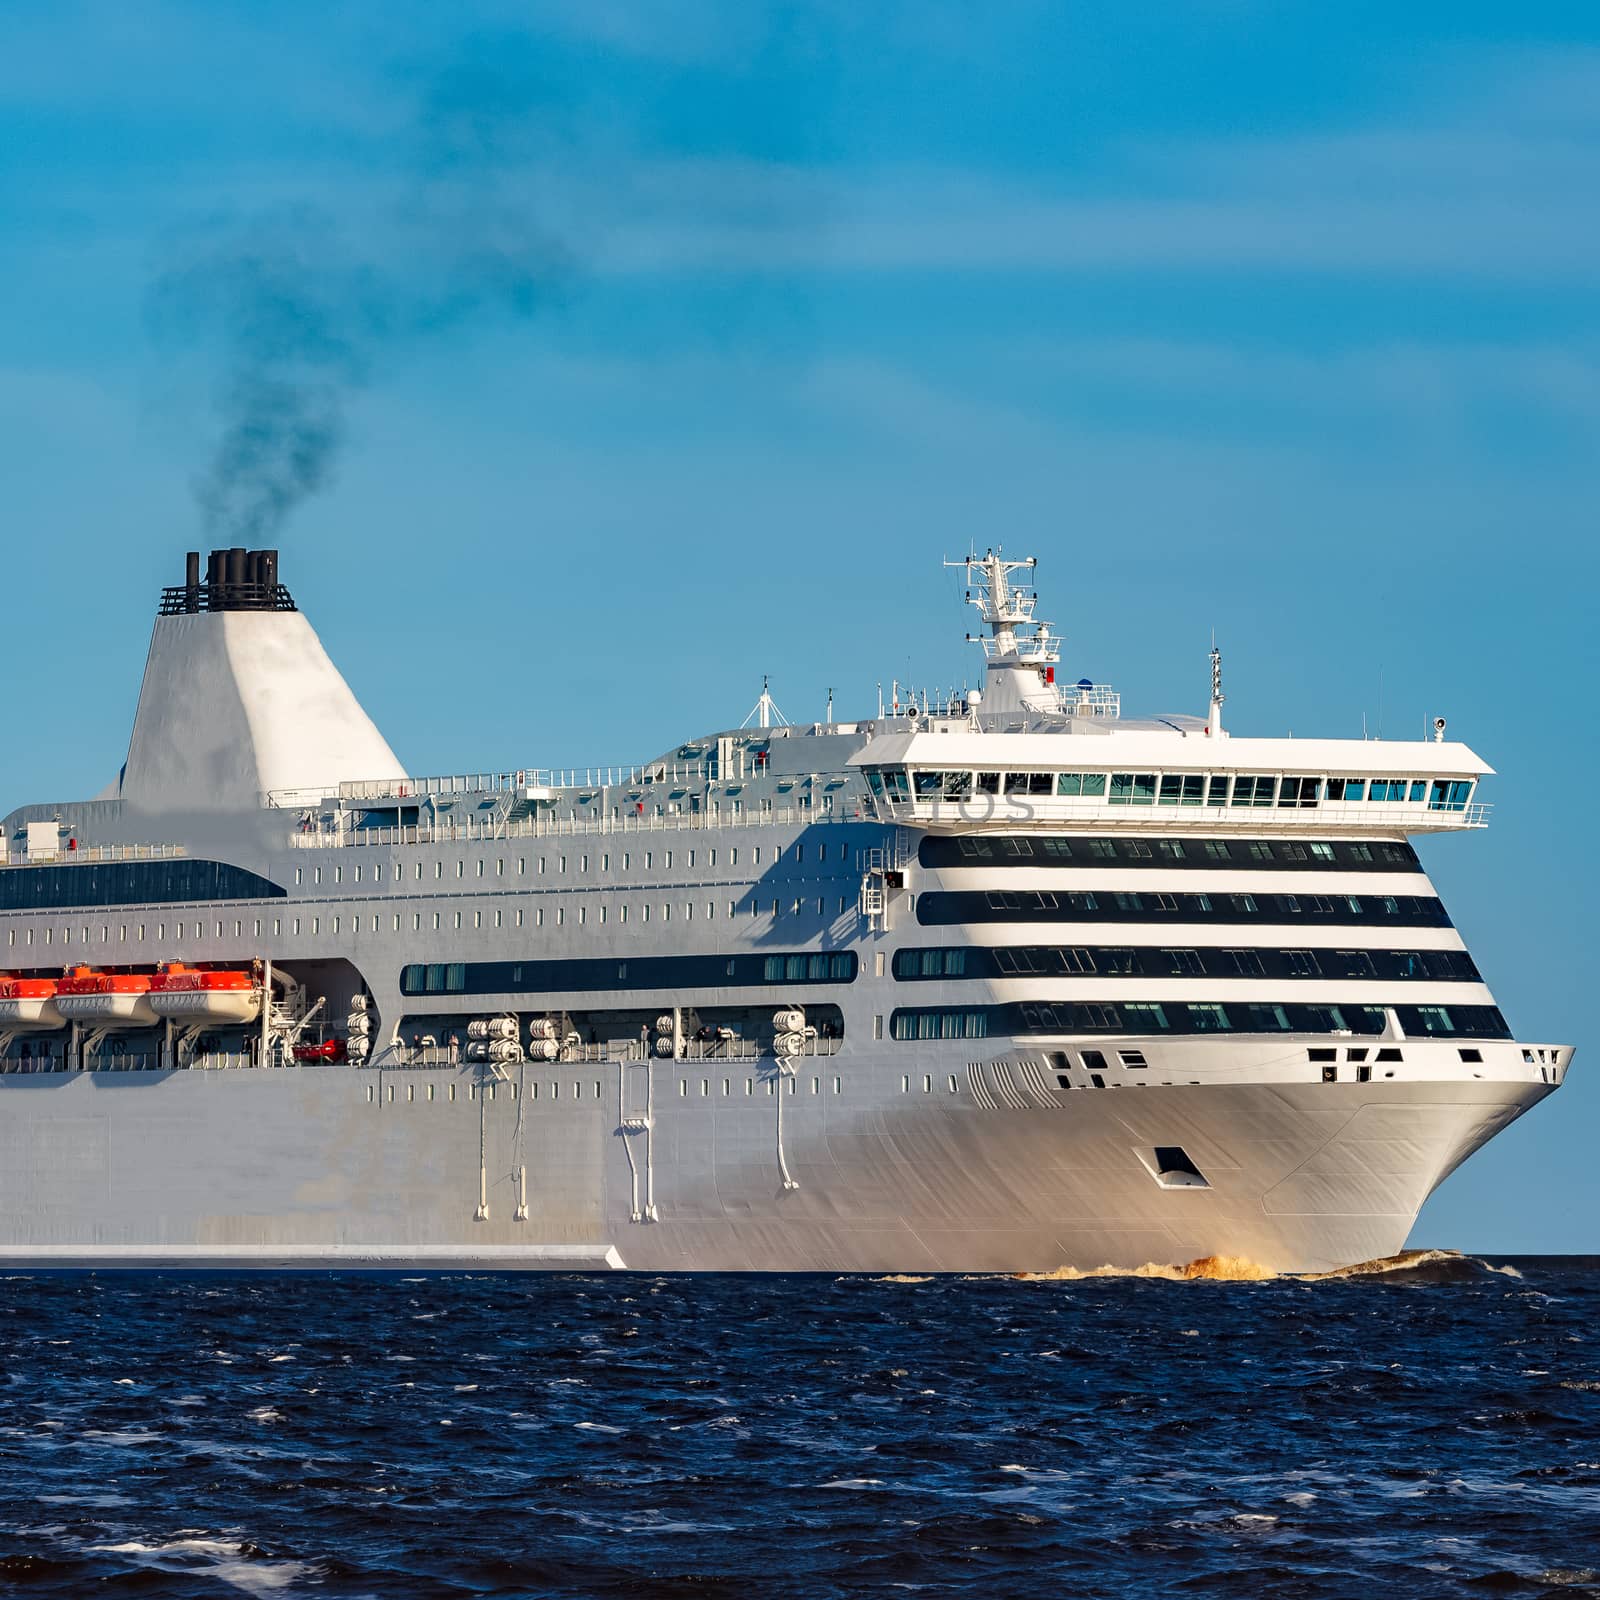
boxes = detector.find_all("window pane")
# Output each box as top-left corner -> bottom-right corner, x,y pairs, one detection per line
1110,773 -> 1156,805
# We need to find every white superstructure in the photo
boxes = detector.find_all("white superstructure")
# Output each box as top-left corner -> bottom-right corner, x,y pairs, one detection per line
0,546 -> 1572,1274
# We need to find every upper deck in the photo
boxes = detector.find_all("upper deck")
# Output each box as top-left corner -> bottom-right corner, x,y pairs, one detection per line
0,546 -> 1499,862
851,728 -> 1488,835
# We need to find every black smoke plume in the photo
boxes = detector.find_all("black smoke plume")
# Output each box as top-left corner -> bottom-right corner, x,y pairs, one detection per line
150,59 -> 577,545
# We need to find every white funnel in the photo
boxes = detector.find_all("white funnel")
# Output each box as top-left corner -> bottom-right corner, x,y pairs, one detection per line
118,566 -> 404,811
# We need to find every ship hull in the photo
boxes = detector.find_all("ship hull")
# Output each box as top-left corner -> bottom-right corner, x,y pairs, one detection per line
0,1060 -> 1550,1274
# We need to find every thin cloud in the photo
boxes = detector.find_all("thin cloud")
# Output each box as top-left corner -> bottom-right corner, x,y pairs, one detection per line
584,53 -> 1600,280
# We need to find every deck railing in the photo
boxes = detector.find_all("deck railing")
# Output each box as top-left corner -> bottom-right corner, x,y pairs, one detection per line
859,796 -> 1492,832
287,803 -> 869,849
366,1036 -> 843,1070
1,842 -> 187,870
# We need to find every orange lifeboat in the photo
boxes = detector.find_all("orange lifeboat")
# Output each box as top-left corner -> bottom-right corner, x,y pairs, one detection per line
0,973 -> 65,1031
53,967 -> 159,1027
148,962 -> 261,1024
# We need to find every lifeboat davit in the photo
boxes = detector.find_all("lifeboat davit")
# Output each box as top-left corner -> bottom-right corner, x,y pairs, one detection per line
148,963 -> 261,1024
0,975 -> 65,1031
53,967 -> 159,1027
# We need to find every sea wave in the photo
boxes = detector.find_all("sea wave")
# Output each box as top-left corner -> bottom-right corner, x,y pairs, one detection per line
2,1264 -> 1593,1598
1012,1248 -> 1524,1284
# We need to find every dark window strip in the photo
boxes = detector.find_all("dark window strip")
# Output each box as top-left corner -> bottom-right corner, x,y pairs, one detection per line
893,945 -> 1481,983
400,950 -> 858,997
917,835 -> 1418,872
0,859 -> 287,912
889,1002 -> 1510,1042
916,890 -> 1450,929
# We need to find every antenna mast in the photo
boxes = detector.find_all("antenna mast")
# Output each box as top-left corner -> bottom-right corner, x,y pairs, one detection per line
741,675 -> 789,730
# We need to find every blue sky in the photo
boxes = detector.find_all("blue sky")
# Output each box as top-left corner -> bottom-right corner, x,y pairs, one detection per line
3,1 -> 1596,1253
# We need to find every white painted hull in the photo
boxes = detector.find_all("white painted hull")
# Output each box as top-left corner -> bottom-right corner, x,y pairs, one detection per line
0,1051 -> 1556,1274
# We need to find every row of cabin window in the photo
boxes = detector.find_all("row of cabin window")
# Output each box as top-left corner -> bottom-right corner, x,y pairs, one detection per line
922,836 -> 1417,870
876,770 -> 1475,810
0,859 -> 286,912
890,1001 -> 1510,1041
3,895 -> 857,950
292,839 -> 842,889
401,950 -> 857,996
894,944 -> 1482,982
917,890 -> 1451,927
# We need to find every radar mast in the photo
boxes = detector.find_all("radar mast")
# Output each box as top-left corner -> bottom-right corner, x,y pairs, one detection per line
945,549 -> 1064,715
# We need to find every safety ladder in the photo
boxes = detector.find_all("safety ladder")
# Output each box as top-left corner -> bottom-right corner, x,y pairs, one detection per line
857,828 -> 910,931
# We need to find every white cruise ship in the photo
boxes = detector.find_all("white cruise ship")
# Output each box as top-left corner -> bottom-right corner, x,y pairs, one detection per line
0,547 -> 1571,1272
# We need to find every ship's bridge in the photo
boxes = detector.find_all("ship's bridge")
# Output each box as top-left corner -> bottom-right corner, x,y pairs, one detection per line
850,730 -> 1490,834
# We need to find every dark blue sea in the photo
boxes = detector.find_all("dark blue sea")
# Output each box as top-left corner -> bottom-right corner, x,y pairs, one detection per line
2,1257 -> 1598,1599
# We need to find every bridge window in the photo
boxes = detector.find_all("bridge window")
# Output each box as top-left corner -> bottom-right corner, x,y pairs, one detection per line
1109,773 -> 1157,805
1056,773 -> 1107,797
1230,775 -> 1276,807
1158,775 -> 1206,806
1278,777 -> 1321,808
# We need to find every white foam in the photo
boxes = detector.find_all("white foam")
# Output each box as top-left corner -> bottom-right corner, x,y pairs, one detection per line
91,1538 -> 237,1557
85,1532 -> 313,1595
